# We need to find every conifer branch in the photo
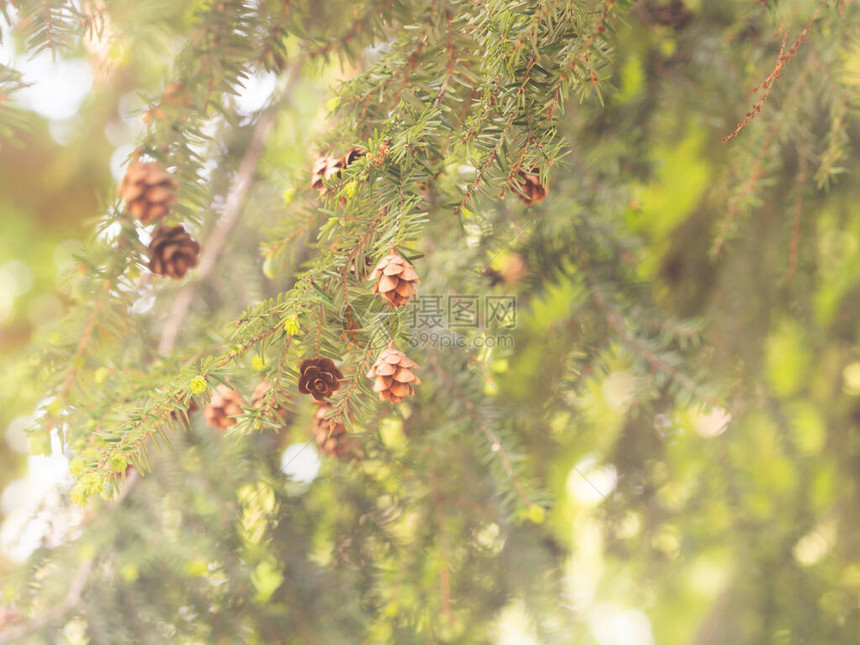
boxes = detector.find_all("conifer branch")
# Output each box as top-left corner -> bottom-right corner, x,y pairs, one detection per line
590,280 -> 718,406
722,4 -> 822,143
429,351 -> 531,507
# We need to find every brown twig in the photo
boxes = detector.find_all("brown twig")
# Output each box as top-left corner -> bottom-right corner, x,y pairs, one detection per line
156,108 -> 278,354
722,5 -> 821,143
157,59 -> 303,354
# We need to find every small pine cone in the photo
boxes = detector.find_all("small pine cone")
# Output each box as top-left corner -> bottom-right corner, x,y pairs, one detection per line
251,380 -> 290,423
311,155 -> 344,195
204,385 -> 244,431
368,348 -> 420,404
141,107 -> 167,124
298,357 -> 344,401
342,146 -> 365,166
370,253 -> 420,307
148,225 -> 200,279
513,169 -> 547,206
311,403 -> 361,459
118,161 -> 178,223
312,148 -> 364,196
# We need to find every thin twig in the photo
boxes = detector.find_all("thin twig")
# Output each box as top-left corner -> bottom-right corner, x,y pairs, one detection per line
429,351 -> 531,506
158,61 -> 303,353
157,111 -> 276,353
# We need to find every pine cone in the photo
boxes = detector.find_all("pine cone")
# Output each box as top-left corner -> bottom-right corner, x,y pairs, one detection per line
204,385 -> 244,431
298,357 -> 343,401
311,148 -> 364,196
251,381 -> 290,423
370,253 -> 420,307
368,348 -> 420,403
118,161 -> 178,223
342,146 -> 366,166
148,225 -> 200,279
513,169 -> 547,206
311,403 -> 361,459
311,155 -> 344,195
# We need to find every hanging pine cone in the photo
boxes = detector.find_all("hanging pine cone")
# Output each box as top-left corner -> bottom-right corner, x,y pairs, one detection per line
251,381 -> 290,423
311,402 -> 361,459
204,385 -> 244,431
513,169 -> 547,206
148,225 -> 200,279
342,146 -> 365,166
311,147 -> 363,197
368,348 -> 420,403
370,253 -> 420,307
118,161 -> 178,223
311,155 -> 344,195
298,357 -> 343,401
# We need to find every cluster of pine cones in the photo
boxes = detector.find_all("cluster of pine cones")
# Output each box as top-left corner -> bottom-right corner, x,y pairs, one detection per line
118,160 -> 200,280
126,139 -> 550,460
201,378 -> 361,460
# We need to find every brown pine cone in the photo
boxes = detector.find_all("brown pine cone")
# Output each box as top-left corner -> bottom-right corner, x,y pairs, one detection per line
204,385 -> 244,431
513,169 -> 547,206
251,380 -> 290,423
311,403 -> 361,459
311,155 -> 344,195
370,253 -> 420,307
148,225 -> 200,279
342,146 -> 366,166
368,348 -> 420,403
118,161 -> 178,223
311,148 -> 364,196
298,357 -> 343,401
